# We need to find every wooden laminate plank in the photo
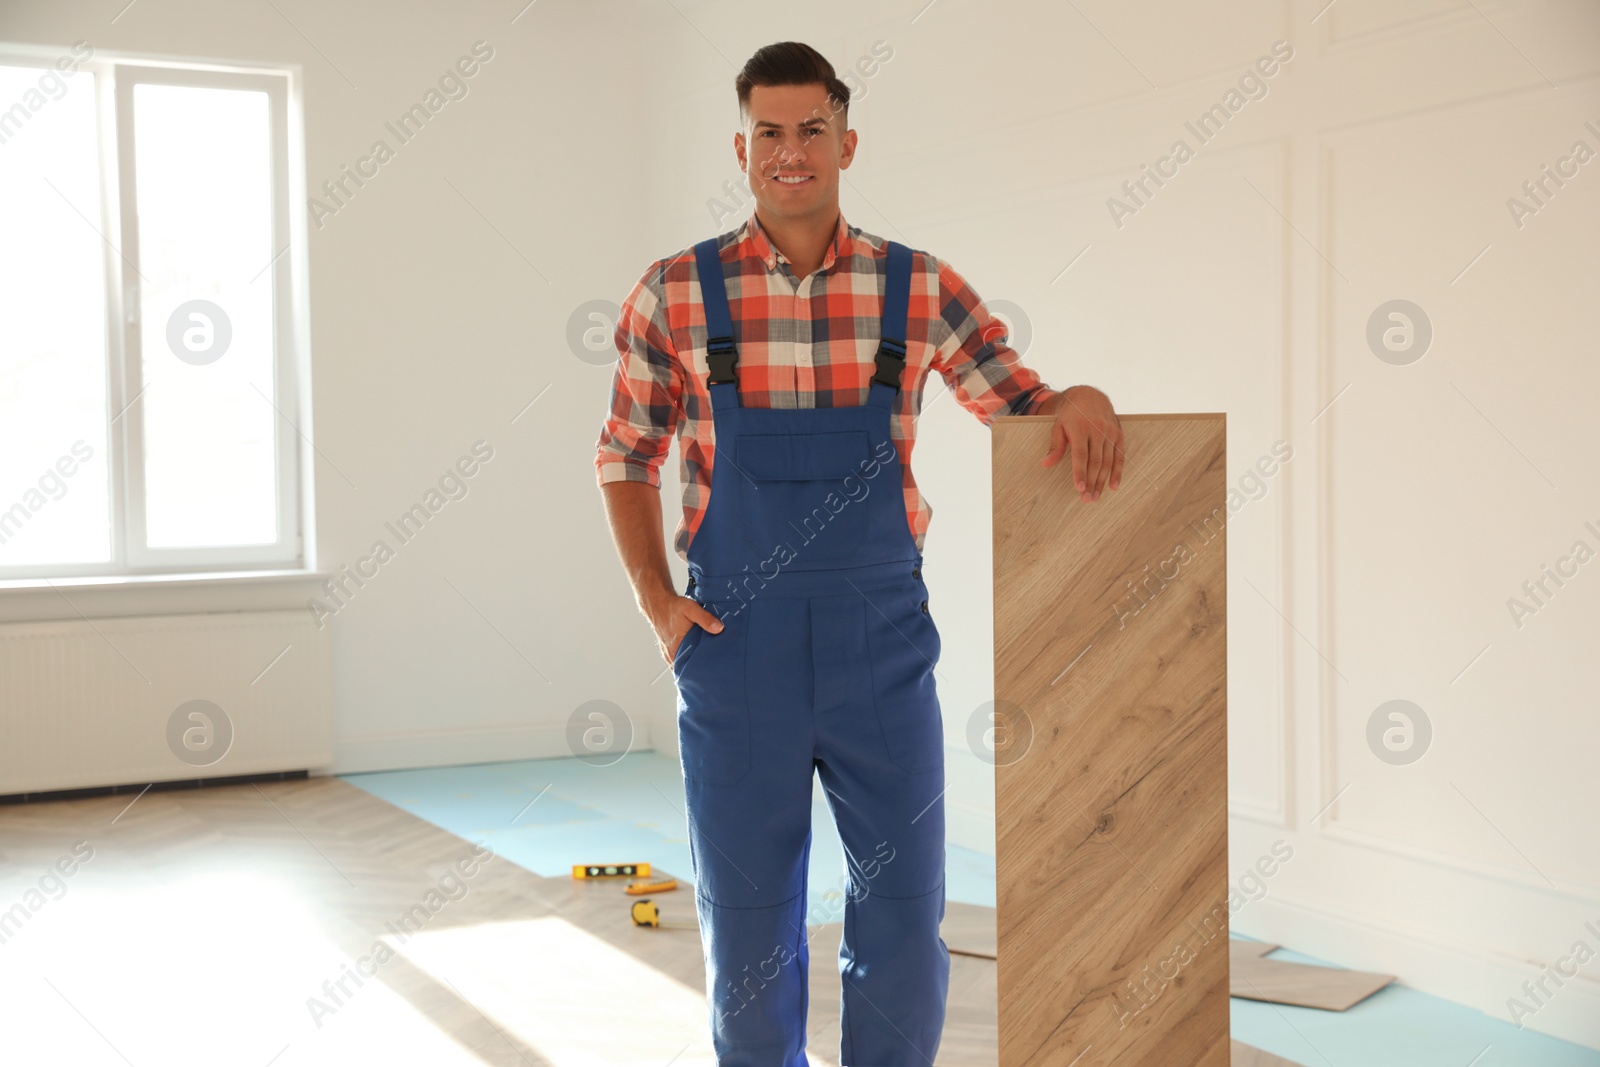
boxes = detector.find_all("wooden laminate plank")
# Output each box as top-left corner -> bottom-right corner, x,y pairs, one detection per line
1231,954 -> 1395,1011
1230,940 -> 1280,962
943,900 -> 998,959
993,414 -> 1229,1067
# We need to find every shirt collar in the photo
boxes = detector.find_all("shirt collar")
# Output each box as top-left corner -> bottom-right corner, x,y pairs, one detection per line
744,209 -> 850,274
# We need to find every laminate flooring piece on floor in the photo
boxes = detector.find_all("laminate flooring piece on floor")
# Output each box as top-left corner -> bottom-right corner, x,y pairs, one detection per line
1231,939 -> 1280,961
942,900 -> 997,959
992,414 -> 1230,1067
1231,952 -> 1396,1011
1232,1039 -> 1305,1066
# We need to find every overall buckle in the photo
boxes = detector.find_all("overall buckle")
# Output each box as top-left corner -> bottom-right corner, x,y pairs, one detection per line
872,337 -> 907,389
706,336 -> 738,384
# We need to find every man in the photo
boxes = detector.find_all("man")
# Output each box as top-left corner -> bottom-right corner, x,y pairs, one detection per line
595,41 -> 1123,1066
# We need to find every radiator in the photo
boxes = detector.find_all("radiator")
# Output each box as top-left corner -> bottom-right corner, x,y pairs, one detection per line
0,611 -> 333,795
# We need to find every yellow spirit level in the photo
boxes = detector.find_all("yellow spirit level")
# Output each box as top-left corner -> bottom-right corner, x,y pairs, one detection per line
572,863 -> 651,879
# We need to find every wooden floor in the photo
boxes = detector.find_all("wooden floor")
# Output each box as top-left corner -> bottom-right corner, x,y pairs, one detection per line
0,775 -> 1000,1066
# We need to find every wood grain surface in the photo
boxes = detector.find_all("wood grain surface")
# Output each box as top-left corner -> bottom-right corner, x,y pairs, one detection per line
993,414 -> 1229,1067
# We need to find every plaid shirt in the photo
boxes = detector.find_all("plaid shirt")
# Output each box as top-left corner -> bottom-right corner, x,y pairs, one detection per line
594,210 -> 1059,560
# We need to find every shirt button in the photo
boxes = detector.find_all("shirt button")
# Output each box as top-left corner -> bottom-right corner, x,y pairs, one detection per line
920,599 -> 930,614
912,566 -> 921,579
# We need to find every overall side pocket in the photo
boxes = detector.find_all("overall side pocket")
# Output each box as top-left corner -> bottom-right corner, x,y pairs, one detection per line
671,621 -> 705,677
865,582 -> 945,775
674,610 -> 751,786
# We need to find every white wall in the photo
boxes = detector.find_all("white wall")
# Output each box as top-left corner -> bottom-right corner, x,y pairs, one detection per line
3,0 -> 1597,1048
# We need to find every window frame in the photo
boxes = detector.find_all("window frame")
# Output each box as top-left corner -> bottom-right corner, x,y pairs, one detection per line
0,43 -> 314,582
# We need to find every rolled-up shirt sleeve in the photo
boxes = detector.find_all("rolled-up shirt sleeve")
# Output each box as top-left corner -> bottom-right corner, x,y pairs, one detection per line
928,255 -> 1059,426
595,265 -> 680,489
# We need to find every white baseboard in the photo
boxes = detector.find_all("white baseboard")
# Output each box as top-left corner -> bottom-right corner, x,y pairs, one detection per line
1240,888 -> 1600,1051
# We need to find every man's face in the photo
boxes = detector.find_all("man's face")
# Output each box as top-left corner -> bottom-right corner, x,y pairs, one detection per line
735,83 -> 856,225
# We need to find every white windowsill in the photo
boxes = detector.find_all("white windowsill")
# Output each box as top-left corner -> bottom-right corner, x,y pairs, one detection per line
0,568 -> 329,593
0,568 -> 334,625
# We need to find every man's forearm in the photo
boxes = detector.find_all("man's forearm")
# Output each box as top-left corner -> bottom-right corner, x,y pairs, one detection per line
600,480 -> 677,616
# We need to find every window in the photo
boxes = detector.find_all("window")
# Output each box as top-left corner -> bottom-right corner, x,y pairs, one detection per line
0,44 -> 309,580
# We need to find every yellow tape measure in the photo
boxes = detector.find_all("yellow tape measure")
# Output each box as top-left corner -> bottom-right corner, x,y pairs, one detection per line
630,899 -> 695,930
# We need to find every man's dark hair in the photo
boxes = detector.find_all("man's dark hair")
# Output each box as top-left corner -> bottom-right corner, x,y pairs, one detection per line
735,42 -> 851,128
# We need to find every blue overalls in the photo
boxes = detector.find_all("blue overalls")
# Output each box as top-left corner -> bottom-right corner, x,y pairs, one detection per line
671,236 -> 950,1066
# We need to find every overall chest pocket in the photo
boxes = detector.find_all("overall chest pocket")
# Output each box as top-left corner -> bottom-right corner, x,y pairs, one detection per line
734,431 -> 872,566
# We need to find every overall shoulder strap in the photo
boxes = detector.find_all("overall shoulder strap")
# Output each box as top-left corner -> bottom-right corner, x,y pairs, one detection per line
872,241 -> 913,389
692,238 -> 738,385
